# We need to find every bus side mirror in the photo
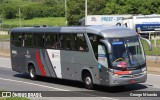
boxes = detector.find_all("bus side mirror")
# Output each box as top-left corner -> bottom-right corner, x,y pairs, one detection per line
140,37 -> 152,51
100,39 -> 112,54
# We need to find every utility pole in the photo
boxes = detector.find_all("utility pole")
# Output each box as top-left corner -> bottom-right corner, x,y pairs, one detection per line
65,0 -> 67,25
19,8 -> 21,27
0,14 -> 2,28
85,0 -> 87,25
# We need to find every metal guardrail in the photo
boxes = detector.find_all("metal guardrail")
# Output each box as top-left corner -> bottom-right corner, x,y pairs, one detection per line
0,38 -> 10,41
0,28 -> 10,30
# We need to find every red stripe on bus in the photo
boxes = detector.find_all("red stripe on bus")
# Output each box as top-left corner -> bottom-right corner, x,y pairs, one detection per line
35,50 -> 46,76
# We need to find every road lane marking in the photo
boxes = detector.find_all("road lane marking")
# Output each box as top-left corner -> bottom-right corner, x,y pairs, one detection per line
0,77 -> 69,91
148,74 -> 160,77
0,66 -> 11,69
70,91 -> 118,100
0,77 -> 118,100
1,66 -> 160,89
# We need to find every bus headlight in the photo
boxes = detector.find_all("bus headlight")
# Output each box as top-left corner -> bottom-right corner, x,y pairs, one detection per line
142,67 -> 147,72
114,74 -> 118,77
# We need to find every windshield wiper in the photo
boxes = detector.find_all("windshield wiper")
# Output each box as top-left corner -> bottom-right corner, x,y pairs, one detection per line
132,54 -> 143,69
127,51 -> 135,65
127,48 -> 143,69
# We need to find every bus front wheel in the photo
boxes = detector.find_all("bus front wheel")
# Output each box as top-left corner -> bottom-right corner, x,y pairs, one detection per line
83,73 -> 93,89
28,65 -> 36,80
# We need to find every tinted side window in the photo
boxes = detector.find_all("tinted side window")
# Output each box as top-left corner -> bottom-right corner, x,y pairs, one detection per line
33,33 -> 43,48
45,33 -> 57,49
88,33 -> 103,59
23,33 -> 33,47
58,33 -> 88,51
72,33 -> 88,51
58,34 -> 72,50
11,33 -> 22,47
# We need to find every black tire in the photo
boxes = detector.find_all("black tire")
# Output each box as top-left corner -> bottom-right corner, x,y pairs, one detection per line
28,65 -> 36,80
83,73 -> 94,89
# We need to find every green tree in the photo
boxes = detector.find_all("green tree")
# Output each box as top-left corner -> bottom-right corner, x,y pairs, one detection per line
44,0 -> 65,17
102,0 -> 160,15
87,0 -> 106,15
150,0 -> 160,14
22,6 -> 39,19
67,0 -> 106,25
67,0 -> 85,25
2,5 -> 18,19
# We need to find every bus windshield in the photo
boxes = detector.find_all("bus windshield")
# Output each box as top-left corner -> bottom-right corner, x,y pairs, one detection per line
109,37 -> 145,70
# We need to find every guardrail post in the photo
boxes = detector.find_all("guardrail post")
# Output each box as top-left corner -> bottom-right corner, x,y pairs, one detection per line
149,32 -> 151,40
154,33 -> 157,47
0,40 -> 2,49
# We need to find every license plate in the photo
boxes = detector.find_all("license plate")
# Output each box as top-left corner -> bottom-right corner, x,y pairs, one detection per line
129,80 -> 136,83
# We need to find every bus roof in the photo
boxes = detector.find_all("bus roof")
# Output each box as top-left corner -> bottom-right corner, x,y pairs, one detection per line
86,25 -> 138,38
11,25 -> 138,38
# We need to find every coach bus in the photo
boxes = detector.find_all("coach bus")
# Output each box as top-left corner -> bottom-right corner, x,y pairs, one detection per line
10,25 -> 152,89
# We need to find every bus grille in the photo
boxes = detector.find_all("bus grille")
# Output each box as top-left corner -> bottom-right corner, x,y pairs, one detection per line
118,73 -> 144,78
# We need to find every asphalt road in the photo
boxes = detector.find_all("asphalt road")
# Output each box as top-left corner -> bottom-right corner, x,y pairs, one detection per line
0,57 -> 160,100
0,41 -> 10,49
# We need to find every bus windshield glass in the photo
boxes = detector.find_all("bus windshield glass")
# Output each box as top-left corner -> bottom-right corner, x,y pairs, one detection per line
109,37 -> 145,70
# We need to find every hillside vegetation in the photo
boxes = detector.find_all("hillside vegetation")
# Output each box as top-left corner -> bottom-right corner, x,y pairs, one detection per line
0,0 -> 65,19
2,17 -> 66,28
0,0 -> 160,27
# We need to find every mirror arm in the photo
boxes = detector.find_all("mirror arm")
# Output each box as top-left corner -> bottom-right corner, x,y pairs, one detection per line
140,37 -> 152,51
100,39 -> 112,54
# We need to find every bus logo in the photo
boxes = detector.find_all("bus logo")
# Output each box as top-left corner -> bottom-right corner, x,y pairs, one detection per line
2,92 -> 11,97
52,54 -> 54,58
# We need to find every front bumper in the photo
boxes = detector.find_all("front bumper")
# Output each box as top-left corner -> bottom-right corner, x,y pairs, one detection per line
108,70 -> 147,86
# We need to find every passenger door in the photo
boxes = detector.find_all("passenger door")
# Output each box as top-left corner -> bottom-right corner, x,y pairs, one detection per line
98,44 -> 109,84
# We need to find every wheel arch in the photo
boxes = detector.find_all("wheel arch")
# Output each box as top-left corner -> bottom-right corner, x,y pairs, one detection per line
81,68 -> 95,83
27,61 -> 36,73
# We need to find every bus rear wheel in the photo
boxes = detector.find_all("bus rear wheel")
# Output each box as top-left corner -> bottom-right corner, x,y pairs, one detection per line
83,73 -> 93,89
29,65 -> 36,80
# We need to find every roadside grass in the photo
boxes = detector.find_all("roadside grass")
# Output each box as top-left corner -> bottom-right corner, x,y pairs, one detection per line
142,39 -> 160,56
0,35 -> 10,39
2,17 -> 67,28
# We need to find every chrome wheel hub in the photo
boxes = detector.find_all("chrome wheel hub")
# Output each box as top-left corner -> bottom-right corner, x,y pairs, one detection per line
86,77 -> 91,85
30,69 -> 34,78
